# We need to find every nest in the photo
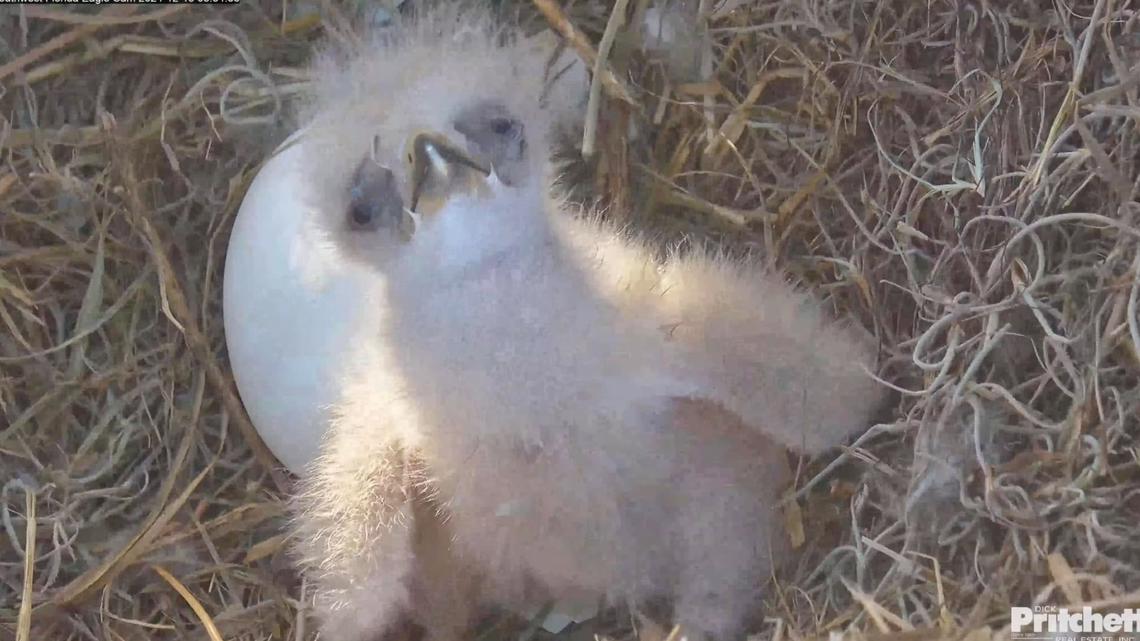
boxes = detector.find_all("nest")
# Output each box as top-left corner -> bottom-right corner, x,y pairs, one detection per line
1,1 -> 1138,640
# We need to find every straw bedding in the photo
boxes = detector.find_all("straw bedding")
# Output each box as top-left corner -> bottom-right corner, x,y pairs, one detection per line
1,1 -> 1138,640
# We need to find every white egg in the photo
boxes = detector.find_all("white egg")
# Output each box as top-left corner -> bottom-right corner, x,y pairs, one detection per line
223,129 -> 384,475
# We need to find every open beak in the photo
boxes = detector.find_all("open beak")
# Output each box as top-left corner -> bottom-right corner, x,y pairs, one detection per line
405,131 -> 492,213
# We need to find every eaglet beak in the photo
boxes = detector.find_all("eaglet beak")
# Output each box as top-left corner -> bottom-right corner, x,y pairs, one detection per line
405,130 -> 492,214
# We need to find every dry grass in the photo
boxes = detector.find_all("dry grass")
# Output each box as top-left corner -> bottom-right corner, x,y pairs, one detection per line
2,1 -> 1139,640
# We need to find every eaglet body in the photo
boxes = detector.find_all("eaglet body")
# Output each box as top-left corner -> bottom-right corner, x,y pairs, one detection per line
288,8 -> 886,641
299,182 -> 802,641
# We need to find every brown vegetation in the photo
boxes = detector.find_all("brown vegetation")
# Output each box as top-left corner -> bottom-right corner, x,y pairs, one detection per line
1,1 -> 1138,640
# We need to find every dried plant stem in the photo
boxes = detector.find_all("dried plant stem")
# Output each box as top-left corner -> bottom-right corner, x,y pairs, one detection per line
109,138 -> 290,493
0,6 -> 139,83
581,0 -> 630,159
15,490 -> 34,641
531,0 -> 640,109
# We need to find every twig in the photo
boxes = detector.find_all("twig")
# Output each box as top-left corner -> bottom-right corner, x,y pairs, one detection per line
582,0 -> 631,159
530,0 -> 641,110
0,6 -> 139,83
108,134 -> 291,494
18,5 -> 188,26
15,489 -> 34,641
150,565 -> 226,641
1026,0 -> 1107,187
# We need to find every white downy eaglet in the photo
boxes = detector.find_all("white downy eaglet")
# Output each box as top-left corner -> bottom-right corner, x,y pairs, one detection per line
227,6 -> 887,641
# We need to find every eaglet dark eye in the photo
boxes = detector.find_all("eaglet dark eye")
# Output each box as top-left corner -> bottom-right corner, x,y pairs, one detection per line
347,155 -> 402,233
349,201 -> 375,229
490,117 -> 515,136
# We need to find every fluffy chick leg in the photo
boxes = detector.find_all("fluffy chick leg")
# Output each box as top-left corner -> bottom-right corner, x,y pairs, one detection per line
406,494 -> 484,641
291,434 -> 423,641
666,399 -> 793,641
